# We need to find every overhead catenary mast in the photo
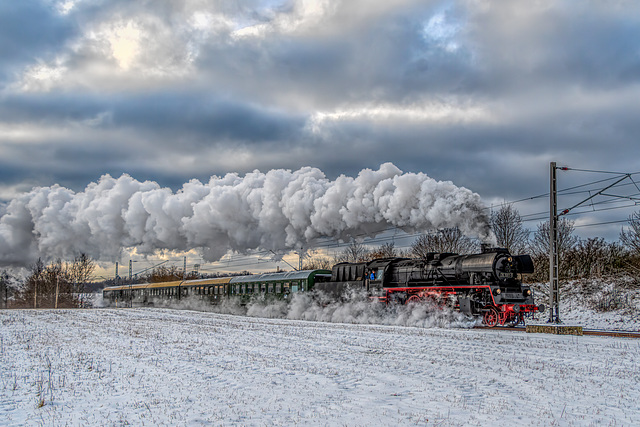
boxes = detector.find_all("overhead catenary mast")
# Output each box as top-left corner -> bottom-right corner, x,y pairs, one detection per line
549,162 -> 560,323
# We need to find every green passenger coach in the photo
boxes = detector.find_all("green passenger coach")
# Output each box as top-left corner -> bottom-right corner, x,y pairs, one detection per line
229,269 -> 332,299
102,269 -> 331,307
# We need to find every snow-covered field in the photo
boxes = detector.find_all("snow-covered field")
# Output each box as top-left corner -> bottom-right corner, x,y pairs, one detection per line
2,307 -> 640,426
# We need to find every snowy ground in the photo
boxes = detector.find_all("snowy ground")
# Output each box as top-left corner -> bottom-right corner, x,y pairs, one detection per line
530,278 -> 640,331
2,308 -> 640,426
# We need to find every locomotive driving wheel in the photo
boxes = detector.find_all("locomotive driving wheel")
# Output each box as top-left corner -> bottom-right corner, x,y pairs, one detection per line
506,314 -> 522,327
483,308 -> 499,327
405,295 -> 422,305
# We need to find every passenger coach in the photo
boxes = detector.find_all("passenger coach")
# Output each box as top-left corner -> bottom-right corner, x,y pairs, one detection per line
102,269 -> 331,307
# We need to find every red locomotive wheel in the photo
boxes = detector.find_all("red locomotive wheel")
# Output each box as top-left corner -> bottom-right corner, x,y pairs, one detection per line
406,295 -> 422,305
507,314 -> 521,327
483,308 -> 499,327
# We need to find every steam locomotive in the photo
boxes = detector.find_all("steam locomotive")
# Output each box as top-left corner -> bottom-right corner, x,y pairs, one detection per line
315,245 -> 544,327
103,246 -> 543,327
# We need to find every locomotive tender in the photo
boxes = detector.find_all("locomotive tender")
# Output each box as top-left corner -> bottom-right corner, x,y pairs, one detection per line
103,246 -> 543,327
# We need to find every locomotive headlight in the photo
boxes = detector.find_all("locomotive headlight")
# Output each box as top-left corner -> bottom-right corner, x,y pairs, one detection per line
494,288 -> 502,295
507,257 -> 513,262
524,289 -> 532,296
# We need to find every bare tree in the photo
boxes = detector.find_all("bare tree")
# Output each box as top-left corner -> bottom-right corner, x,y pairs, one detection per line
530,218 -> 578,258
0,270 -> 15,309
302,255 -> 333,270
620,212 -> 640,255
18,257 -> 87,308
369,242 -> 398,259
68,253 -> 96,294
490,204 -> 529,254
527,218 -> 578,282
144,265 -> 197,283
335,241 -> 370,263
411,228 -> 477,259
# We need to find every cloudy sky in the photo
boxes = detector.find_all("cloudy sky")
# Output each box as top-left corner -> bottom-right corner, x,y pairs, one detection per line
1,0 -> 640,273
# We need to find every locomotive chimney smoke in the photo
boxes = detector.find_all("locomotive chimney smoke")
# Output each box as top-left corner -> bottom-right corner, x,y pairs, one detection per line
0,163 -> 493,266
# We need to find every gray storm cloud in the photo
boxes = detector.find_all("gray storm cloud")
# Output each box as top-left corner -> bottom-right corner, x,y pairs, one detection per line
0,163 -> 493,266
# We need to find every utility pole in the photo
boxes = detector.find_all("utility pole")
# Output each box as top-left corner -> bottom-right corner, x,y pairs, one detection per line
299,248 -> 303,271
183,256 -> 187,280
129,260 -> 133,308
55,276 -> 60,309
549,162 -> 561,323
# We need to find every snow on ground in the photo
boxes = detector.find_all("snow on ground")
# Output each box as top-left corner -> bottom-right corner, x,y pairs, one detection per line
2,308 -> 640,426
530,278 -> 640,331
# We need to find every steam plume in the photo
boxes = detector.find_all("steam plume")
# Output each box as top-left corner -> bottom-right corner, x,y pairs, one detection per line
0,163 -> 493,266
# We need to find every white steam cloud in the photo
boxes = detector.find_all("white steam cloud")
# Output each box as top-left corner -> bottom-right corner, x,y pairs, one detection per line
114,290 -> 480,330
0,163 -> 493,266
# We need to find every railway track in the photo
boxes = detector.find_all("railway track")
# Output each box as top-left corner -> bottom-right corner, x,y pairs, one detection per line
477,325 -> 640,338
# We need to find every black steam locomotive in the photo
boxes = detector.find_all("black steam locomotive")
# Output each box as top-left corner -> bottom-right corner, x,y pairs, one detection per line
316,246 -> 544,327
